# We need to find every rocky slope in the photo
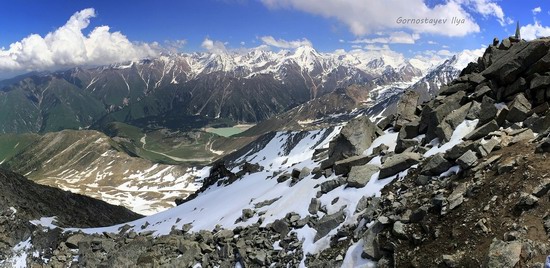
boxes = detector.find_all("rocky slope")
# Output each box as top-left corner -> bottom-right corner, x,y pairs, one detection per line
0,130 -> 201,215
5,37 -> 550,267
0,168 -> 141,265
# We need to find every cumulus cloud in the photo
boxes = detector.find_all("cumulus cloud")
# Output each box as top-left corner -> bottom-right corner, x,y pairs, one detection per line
201,38 -> 229,54
436,49 -> 454,57
260,36 -> 312,49
521,21 -> 550,40
351,32 -> 420,44
532,7 -> 542,15
261,0 -> 484,37
0,8 -> 159,72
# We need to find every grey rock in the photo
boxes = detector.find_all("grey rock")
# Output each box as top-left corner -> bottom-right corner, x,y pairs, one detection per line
487,239 -> 522,268
241,209 -> 254,220
392,221 -> 408,240
464,120 -> 499,140
439,82 -> 470,95
456,150 -> 478,169
333,155 -> 373,176
328,116 -> 380,162
496,158 -> 515,174
395,138 -> 420,154
399,121 -> 420,140
535,137 -> 550,153
379,152 -> 422,178
445,102 -> 471,129
501,77 -> 526,101
435,121 -> 454,142
320,178 -> 345,194
314,210 -> 345,241
510,129 -> 535,144
361,229 -> 382,261
347,164 -> 380,188
271,219 -> 289,237
477,137 -> 500,157
308,198 -> 321,215
421,153 -> 452,176
66,233 -> 85,249
395,91 -> 420,129
445,141 -> 477,160
466,100 -> 481,120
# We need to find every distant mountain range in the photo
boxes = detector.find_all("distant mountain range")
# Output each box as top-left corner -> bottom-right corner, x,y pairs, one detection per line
0,46 -> 447,134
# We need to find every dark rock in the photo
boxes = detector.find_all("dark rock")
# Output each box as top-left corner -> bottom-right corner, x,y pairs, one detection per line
483,41 -> 549,85
500,77 -> 526,101
439,83 -> 470,96
506,93 -> 532,122
379,152 -> 422,178
515,193 -> 538,211
531,115 -> 550,133
470,85 -> 492,100
399,121 -> 420,139
420,153 -> 452,176
530,74 -> 550,90
377,114 -> 395,131
532,179 -> 550,197
277,173 -> 291,183
347,165 -> 380,188
477,137 -> 500,157
362,229 -> 382,261
445,102 -> 471,129
372,144 -> 390,155
241,209 -> 254,220
478,95 -> 498,125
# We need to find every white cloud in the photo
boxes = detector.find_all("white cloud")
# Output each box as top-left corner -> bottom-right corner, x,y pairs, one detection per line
456,0 -> 510,26
0,8 -> 159,72
437,49 -> 454,57
351,32 -> 420,44
260,36 -> 312,48
520,21 -> 550,40
201,38 -> 228,53
533,7 -> 542,15
427,40 -> 438,45
261,0 -> 481,37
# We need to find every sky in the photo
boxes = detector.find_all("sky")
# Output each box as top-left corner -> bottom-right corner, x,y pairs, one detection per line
1,0 -> 550,77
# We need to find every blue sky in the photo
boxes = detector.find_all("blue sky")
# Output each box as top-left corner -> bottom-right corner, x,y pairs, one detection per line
1,0 -> 550,75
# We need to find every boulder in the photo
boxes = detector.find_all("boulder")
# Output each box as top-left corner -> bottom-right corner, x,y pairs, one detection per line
445,141 -> 477,160
477,138 -> 500,157
456,150 -> 478,169
399,121 -> 420,139
347,165 -> 380,188
487,239 -> 522,268
271,219 -> 289,237
506,93 -> 532,123
392,221 -> 408,240
362,229 -> 382,261
470,85 -> 492,100
379,152 -> 422,178
328,116 -> 380,162
464,120 -> 499,140
500,77 -> 526,101
395,138 -> 420,154
333,155 -> 373,176
478,96 -> 498,125
483,41 -> 549,84
308,198 -> 321,215
314,210 -> 345,241
420,153 -> 452,176
466,100 -> 481,120
435,121 -> 454,142
530,74 -> 550,90
320,178 -> 345,194
439,83 -> 470,95
445,102 -> 471,129
395,91 -> 420,129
